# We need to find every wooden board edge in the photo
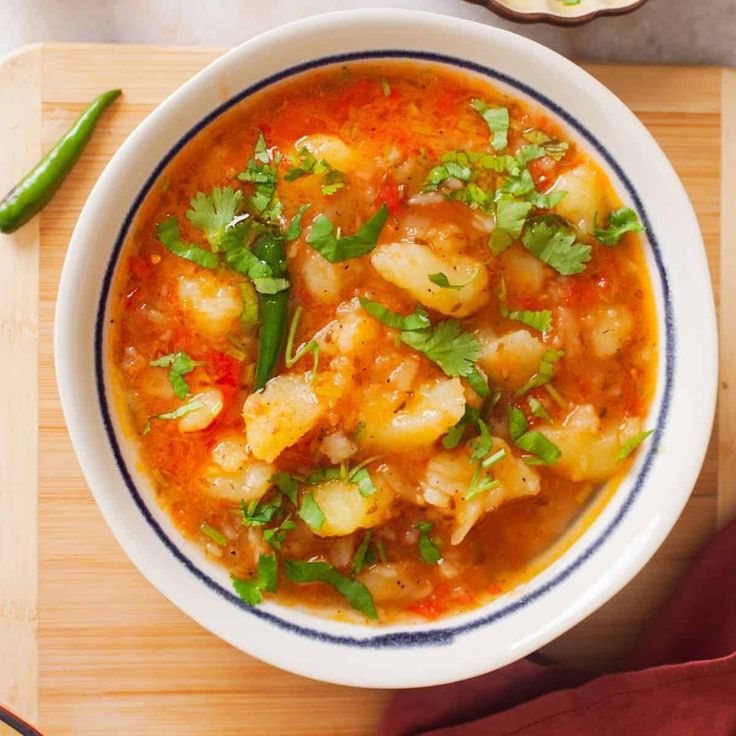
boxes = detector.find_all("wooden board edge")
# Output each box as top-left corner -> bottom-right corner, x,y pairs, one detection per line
0,44 -> 42,723
718,68 -> 736,527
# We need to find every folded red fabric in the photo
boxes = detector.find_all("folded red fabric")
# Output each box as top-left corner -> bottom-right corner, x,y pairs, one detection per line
380,517 -> 736,736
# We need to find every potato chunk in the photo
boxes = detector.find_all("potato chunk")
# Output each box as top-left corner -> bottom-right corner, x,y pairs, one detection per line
358,377 -> 466,452
205,449 -> 275,502
178,389 -> 223,433
176,272 -> 241,339
583,306 -> 633,358
478,329 -> 547,390
540,404 -> 642,482
553,164 -> 608,234
243,374 -> 325,462
310,479 -> 394,537
371,242 -> 489,317
421,442 -> 540,544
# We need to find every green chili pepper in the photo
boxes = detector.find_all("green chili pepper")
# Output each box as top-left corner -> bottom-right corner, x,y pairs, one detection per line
252,231 -> 289,390
0,89 -> 121,234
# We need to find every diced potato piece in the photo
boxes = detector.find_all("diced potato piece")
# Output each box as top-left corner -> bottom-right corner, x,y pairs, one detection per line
301,248 -> 345,303
553,164 -> 608,234
421,442 -> 540,544
211,437 -> 250,473
299,134 -> 362,172
478,329 -> 547,390
540,404 -> 642,482
310,479 -> 394,537
371,242 -> 489,317
503,247 -> 547,293
205,456 -> 275,502
320,431 -> 358,464
178,389 -> 223,433
359,562 -> 433,604
243,374 -> 325,462
176,273 -> 241,339
584,306 -> 633,358
358,377 -> 466,452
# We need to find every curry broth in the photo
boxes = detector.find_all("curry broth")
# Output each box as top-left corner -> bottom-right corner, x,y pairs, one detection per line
110,62 -> 657,623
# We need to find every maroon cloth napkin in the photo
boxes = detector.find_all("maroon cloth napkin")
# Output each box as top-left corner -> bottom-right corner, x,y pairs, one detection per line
380,517 -> 736,736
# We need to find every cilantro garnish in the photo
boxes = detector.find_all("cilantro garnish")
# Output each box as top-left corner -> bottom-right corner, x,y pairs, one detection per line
272,471 -> 298,505
220,226 -> 290,295
284,559 -> 378,619
497,277 -> 552,333
423,160 -> 473,192
150,351 -> 200,400
469,418 -> 493,462
515,349 -> 564,397
443,405 -> 481,449
153,398 -> 203,422
415,522 -> 442,565
428,270 -> 479,290
297,491 -> 325,531
285,306 -> 319,382
156,217 -> 219,270
284,204 -> 310,241
238,281 -> 259,330
522,129 -> 570,162
506,405 -> 561,465
617,429 -> 654,462
352,531 -> 372,574
490,196 -> 533,255
381,77 -> 391,97
284,147 -> 332,181
236,131 -> 283,223
471,99 -> 509,151
594,207 -> 644,246
263,516 -> 296,551
359,299 -> 431,331
528,396 -> 552,422
241,495 -> 283,527
465,464 -> 501,500
306,205 -> 389,262
186,186 -> 243,252
522,217 -> 592,275
231,553 -> 279,606
200,522 -> 227,546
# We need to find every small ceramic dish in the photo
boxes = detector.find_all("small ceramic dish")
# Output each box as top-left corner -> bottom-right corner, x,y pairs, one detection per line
55,9 -> 716,688
474,0 -> 650,25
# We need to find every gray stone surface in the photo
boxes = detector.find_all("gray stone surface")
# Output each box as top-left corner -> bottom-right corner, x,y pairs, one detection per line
0,0 -> 733,67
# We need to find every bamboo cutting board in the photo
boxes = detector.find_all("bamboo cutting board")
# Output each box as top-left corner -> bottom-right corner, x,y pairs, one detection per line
0,44 -> 734,735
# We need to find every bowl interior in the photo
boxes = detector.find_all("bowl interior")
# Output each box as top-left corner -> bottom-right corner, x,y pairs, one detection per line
55,9 -> 716,688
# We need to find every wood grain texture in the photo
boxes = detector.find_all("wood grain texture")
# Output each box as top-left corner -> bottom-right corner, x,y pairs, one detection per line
718,70 -> 736,527
0,45 -> 41,725
0,44 -> 730,734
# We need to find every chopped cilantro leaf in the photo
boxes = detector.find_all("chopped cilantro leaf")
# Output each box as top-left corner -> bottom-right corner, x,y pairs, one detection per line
469,418 -> 493,461
241,495 -> 283,527
471,99 -> 509,151
321,181 -> 345,196
257,553 -> 278,593
352,531 -> 372,574
273,471 -> 298,505
306,205 -> 389,262
156,217 -> 219,269
238,281 -> 259,330
263,515 -> 296,551
298,491 -> 325,530
359,299 -> 431,331
154,399 -> 203,421
231,575 -> 262,606
150,351 -> 199,400
400,319 -> 481,379
516,349 -> 564,397
481,447 -> 507,469
186,186 -> 243,252
522,218 -> 592,275
220,226 -> 290,295
522,129 -> 570,162
507,405 -> 529,442
284,559 -> 377,619
490,196 -> 533,255
617,429 -> 654,462
284,147 -> 318,181
381,77 -> 391,97
465,365 -> 491,398
236,131 -> 283,223
428,270 -> 479,290
350,468 -> 377,498
497,277 -> 552,333
528,396 -> 552,421
415,522 -> 442,565
284,204 -> 310,241
443,406 -> 481,449
506,405 -> 560,464
200,522 -> 227,546
594,207 -> 644,246
465,464 -> 501,500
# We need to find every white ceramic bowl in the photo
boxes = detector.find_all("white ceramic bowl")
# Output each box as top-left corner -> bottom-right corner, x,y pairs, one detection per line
55,9 -> 717,688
